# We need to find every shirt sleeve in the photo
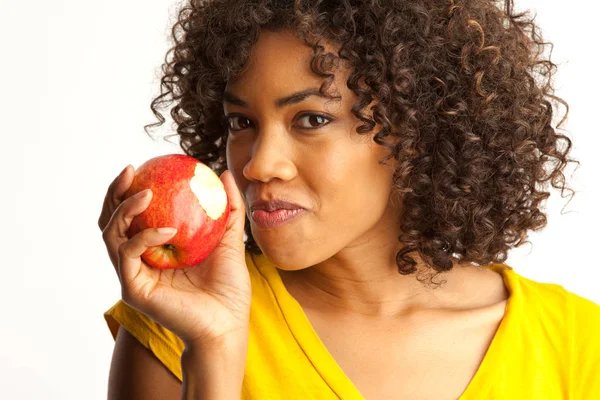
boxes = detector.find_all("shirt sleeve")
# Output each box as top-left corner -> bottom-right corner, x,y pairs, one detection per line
104,300 -> 184,381
570,292 -> 600,399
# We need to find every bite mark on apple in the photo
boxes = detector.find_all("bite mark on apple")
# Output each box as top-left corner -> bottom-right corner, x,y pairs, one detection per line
190,163 -> 227,220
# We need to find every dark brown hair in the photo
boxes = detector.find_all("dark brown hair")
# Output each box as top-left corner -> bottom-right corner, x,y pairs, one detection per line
145,0 -> 578,277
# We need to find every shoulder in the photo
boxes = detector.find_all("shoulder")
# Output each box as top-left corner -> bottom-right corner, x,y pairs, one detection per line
568,290 -> 600,349
108,326 -> 182,398
568,290 -> 600,321
104,299 -> 185,381
500,265 -> 577,314
498,265 -> 600,345
506,267 -> 600,320
502,267 -> 600,386
503,266 -> 570,302
503,267 -> 600,360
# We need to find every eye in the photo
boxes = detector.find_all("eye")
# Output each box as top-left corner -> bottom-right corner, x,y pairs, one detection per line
296,113 -> 332,129
223,112 -> 333,133
225,115 -> 253,132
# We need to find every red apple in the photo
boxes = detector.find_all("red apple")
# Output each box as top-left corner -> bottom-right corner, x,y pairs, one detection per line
124,154 -> 230,269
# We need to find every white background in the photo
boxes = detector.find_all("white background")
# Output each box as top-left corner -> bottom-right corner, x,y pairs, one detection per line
0,0 -> 598,398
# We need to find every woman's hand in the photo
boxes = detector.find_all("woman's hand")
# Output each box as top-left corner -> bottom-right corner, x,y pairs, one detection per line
98,165 -> 251,348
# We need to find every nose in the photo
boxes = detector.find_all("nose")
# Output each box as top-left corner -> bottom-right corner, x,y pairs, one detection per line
242,124 -> 297,184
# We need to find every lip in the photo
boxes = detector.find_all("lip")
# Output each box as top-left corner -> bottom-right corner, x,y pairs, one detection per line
250,198 -> 305,212
251,208 -> 306,228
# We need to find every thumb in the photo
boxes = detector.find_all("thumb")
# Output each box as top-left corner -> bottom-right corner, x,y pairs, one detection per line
219,170 -> 246,247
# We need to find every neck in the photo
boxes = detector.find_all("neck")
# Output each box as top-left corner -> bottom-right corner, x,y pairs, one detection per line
277,232 -> 511,319
278,242 -> 469,318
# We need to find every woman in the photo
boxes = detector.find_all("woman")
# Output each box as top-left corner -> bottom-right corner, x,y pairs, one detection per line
99,0 -> 599,398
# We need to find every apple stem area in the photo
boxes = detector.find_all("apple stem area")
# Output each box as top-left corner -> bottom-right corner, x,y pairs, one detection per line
163,244 -> 177,251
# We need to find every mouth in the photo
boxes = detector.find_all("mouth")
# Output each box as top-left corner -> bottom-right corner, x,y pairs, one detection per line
251,208 -> 306,229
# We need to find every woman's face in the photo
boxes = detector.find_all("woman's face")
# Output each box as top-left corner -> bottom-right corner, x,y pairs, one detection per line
224,30 -> 401,271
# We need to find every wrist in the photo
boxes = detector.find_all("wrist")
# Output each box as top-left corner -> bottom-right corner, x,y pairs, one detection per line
182,333 -> 248,363
180,334 -> 249,400
182,327 -> 249,353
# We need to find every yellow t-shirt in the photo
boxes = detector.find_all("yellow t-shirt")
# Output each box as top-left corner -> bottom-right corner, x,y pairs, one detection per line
104,251 -> 600,399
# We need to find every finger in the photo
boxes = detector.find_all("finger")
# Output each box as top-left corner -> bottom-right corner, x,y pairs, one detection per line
219,170 -> 246,243
117,227 -> 178,286
102,189 -> 153,273
98,164 -> 133,231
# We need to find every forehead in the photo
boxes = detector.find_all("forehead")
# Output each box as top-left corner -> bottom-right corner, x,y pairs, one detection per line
225,30 -> 349,94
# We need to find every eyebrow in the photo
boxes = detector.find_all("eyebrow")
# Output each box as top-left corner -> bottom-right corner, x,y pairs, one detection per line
223,88 -> 335,109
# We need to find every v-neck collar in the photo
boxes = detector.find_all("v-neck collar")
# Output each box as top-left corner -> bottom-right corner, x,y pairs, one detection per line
252,253 -> 518,399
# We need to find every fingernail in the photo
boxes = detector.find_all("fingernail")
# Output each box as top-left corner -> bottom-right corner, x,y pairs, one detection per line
133,189 -> 151,199
157,227 -> 177,235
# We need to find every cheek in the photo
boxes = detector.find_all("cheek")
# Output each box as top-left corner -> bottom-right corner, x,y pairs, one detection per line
318,149 -> 395,226
225,138 -> 238,169
313,150 -> 370,216
225,139 -> 249,180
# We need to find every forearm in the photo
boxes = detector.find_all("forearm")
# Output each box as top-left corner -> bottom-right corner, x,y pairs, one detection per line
180,336 -> 248,400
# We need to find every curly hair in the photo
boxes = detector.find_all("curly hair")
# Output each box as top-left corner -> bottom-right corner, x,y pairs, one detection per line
145,0 -> 578,277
